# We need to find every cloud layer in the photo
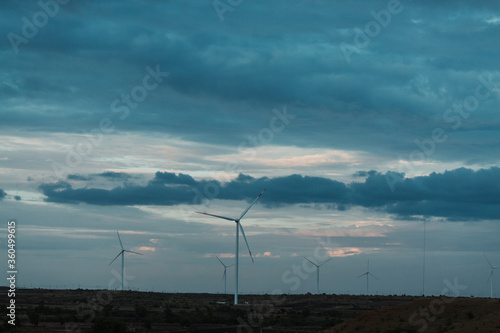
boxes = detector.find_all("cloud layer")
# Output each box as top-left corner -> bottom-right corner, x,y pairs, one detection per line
2,1 -> 500,165
39,167 -> 500,221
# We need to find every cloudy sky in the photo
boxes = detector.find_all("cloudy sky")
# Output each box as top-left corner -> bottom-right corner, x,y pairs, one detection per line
1,0 -> 500,297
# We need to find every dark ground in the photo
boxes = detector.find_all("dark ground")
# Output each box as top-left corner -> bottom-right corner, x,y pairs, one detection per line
1,287 -> 498,332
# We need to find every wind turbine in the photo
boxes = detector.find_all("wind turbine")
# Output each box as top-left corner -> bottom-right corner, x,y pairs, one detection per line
197,188 -> 266,304
357,259 -> 378,295
484,254 -> 500,298
109,231 -> 143,291
304,256 -> 333,294
217,256 -> 234,294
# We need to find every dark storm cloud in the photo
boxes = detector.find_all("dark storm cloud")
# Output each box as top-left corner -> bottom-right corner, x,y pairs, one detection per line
0,189 -> 6,200
39,167 -> 500,221
98,171 -> 132,181
67,172 -> 132,182
40,172 -> 216,206
2,1 -> 500,164
353,170 -> 378,178
67,174 -> 92,181
150,172 -> 196,186
385,167 -> 500,220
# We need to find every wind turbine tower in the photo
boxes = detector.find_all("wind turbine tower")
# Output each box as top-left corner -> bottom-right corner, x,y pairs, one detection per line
109,231 -> 143,290
357,259 -> 378,295
304,257 -> 333,294
197,189 -> 266,305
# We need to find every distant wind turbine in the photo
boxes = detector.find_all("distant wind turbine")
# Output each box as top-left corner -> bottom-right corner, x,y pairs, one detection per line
196,188 -> 266,305
357,259 -> 378,295
217,256 -> 234,294
109,231 -> 143,291
304,256 -> 333,294
484,254 -> 499,298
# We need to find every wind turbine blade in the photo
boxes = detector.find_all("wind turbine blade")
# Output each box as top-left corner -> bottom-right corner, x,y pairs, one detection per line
217,256 -> 225,266
237,188 -> 267,221
227,264 -> 235,268
196,212 -> 236,222
484,254 -> 494,269
319,257 -> 333,267
357,273 -> 366,279
239,223 -> 254,263
124,250 -> 143,256
109,251 -> 122,265
304,257 -> 319,267
117,231 -> 124,250
487,270 -> 493,284
369,273 -> 379,280
222,269 -> 226,281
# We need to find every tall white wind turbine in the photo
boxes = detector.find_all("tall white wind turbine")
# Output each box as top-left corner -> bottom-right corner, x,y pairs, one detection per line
197,188 -> 266,305
217,256 -> 234,294
484,254 -> 499,298
357,259 -> 378,295
304,256 -> 333,294
109,231 -> 143,291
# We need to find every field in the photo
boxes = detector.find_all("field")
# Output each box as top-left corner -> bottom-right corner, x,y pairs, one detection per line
2,287 -> 500,332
